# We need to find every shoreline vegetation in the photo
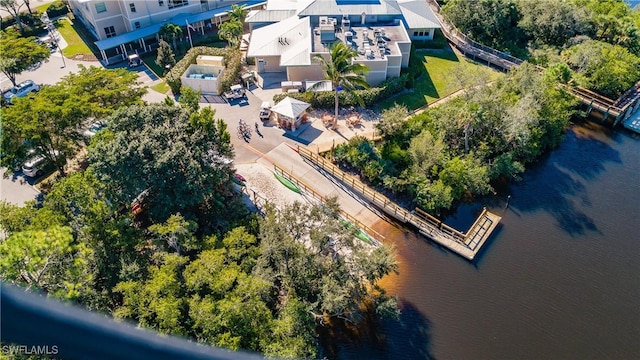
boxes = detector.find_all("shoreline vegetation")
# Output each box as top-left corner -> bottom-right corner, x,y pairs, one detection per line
1,0 -> 639,358
327,0 -> 640,216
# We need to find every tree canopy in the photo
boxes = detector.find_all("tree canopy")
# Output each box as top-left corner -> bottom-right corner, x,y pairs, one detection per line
88,104 -> 240,228
218,20 -> 243,48
0,66 -> 145,175
334,63 -> 577,213
441,0 -> 640,98
0,223 -> 93,301
0,29 -> 50,86
155,39 -> 176,71
158,23 -> 182,50
1,83 -> 92,175
562,39 -> 640,98
61,65 -> 146,118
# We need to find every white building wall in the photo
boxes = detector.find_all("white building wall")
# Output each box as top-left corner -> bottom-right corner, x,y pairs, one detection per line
70,0 -> 237,40
409,28 -> 435,41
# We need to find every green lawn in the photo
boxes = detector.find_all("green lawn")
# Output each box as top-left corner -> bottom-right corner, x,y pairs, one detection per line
151,81 -> 171,94
141,53 -> 165,78
34,3 -> 51,13
54,17 -> 94,57
378,46 -> 502,111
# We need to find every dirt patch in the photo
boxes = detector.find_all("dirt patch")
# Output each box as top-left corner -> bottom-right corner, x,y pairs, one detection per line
71,54 -> 99,61
235,163 -> 307,209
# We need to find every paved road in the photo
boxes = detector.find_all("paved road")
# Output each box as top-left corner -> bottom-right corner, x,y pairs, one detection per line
205,91 -> 304,164
0,168 -> 41,206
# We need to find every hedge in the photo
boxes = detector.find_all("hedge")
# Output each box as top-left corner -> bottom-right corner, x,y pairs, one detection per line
273,74 -> 409,109
165,46 -> 242,94
46,1 -> 70,18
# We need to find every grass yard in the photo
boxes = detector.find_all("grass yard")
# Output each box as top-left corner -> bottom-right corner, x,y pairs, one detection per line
141,53 -> 165,78
54,17 -> 96,59
379,46 -> 502,111
34,3 -> 51,13
151,81 -> 171,94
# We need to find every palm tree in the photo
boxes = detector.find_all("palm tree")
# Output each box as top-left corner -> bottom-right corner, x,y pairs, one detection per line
218,20 -> 243,48
158,23 -> 183,50
313,42 -> 370,120
227,4 -> 248,25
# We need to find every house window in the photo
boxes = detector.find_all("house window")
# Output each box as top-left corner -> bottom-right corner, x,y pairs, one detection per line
168,0 -> 188,9
104,26 -> 116,38
134,21 -> 141,29
158,0 -> 164,5
130,3 -> 136,12
413,31 -> 418,37
95,2 -> 107,13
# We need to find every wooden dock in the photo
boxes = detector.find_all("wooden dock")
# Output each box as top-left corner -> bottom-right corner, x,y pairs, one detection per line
295,145 -> 501,260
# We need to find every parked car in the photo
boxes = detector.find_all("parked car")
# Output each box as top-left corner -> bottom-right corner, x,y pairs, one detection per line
22,150 -> 59,178
4,80 -> 40,103
223,84 -> 246,101
83,121 -> 106,138
259,101 -> 271,121
128,54 -> 143,68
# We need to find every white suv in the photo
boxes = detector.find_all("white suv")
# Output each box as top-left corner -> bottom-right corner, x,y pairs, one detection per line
22,150 -> 59,178
22,155 -> 48,178
4,80 -> 40,103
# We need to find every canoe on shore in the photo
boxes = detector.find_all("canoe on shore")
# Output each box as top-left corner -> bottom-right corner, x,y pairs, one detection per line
274,172 -> 302,194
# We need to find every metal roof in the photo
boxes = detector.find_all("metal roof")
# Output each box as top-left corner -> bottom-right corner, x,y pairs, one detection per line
297,0 -> 402,16
95,0 -> 266,51
245,9 -> 297,23
247,16 -> 312,66
271,96 -> 310,118
397,0 -> 440,29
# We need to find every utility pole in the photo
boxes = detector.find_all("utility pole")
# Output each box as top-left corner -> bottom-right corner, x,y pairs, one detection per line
40,13 -> 66,68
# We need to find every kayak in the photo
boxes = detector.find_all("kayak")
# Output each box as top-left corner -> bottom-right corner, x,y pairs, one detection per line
355,229 -> 374,245
341,218 -> 374,245
274,172 -> 302,194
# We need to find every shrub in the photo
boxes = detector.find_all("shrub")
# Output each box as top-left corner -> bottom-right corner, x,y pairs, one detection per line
47,1 -> 69,18
272,75 -> 409,109
165,46 -> 242,94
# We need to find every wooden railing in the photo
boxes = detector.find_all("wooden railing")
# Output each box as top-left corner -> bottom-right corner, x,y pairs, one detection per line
273,163 -> 385,245
296,145 -> 469,245
424,0 -> 639,123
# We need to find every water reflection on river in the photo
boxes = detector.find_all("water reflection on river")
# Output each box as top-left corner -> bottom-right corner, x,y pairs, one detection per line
336,124 -> 640,359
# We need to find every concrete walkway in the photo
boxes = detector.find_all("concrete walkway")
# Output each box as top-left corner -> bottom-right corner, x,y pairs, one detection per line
258,144 -> 383,228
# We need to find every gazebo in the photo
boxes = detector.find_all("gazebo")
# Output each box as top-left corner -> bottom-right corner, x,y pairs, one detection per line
271,97 -> 310,131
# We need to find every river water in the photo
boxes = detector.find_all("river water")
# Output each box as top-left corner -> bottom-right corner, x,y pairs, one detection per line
335,124 -> 640,359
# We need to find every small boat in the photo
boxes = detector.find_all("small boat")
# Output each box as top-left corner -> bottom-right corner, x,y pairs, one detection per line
341,218 -> 374,245
274,172 -> 302,193
355,229 -> 374,245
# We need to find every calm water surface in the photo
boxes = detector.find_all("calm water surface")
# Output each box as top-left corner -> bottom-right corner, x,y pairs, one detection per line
337,124 -> 640,359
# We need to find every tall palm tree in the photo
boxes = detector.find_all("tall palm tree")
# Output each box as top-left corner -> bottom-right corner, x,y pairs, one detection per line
313,42 -> 370,120
227,4 -> 248,25
218,20 -> 243,48
158,23 -> 183,50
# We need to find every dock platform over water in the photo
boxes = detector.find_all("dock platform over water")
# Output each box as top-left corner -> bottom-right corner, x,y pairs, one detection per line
295,145 -> 501,260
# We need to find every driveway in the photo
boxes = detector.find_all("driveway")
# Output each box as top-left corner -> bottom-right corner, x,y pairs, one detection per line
205,91 -> 300,164
0,168 -> 41,206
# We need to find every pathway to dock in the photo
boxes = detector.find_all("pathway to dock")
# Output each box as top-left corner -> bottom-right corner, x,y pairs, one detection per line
292,145 -> 501,261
